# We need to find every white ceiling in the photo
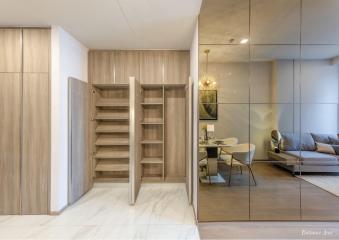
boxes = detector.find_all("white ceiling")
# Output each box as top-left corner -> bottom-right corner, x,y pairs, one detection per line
0,0 -> 202,50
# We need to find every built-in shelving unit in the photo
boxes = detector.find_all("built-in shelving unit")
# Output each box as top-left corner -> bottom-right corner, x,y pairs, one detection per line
92,84 -> 130,182
140,85 -> 165,181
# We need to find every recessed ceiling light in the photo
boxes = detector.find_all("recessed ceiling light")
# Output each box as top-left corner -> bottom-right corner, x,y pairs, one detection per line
240,38 -> 249,44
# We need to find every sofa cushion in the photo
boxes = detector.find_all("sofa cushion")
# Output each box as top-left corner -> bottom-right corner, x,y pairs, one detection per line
329,137 -> 339,145
311,133 -> 338,144
316,142 -> 336,155
280,133 -> 316,151
284,151 -> 338,166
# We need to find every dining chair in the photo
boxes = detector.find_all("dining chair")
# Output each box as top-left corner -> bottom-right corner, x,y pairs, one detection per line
199,148 -> 211,184
219,137 -> 238,161
224,143 -> 256,186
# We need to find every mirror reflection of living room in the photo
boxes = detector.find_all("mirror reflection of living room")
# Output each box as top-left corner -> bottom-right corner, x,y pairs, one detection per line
197,0 -> 339,222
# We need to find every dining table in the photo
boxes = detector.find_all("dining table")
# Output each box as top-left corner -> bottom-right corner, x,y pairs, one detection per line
199,139 -> 235,181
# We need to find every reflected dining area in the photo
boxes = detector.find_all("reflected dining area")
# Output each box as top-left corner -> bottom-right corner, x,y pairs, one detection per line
199,134 -> 256,186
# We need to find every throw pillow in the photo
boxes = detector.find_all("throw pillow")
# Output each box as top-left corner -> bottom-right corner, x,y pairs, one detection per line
280,133 -> 316,151
316,142 -> 336,155
311,133 -> 331,144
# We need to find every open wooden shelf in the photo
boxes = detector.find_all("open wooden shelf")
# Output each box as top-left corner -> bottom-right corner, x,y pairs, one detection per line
141,102 -> 164,107
95,162 -> 129,172
140,157 -> 163,164
140,85 -> 165,180
95,112 -> 129,120
95,138 -> 129,146
141,122 -> 163,125
92,83 -> 131,183
94,177 -> 129,183
96,99 -> 129,108
94,151 -> 129,159
96,125 -> 129,133
141,176 -> 163,182
141,140 -> 163,144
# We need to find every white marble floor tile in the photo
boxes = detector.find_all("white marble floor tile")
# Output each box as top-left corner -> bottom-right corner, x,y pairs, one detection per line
94,225 -> 148,240
148,185 -> 193,225
147,225 -> 199,240
0,183 -> 198,240
26,226 -> 99,240
0,226 -> 40,239
0,215 -> 54,226
0,216 -> 13,225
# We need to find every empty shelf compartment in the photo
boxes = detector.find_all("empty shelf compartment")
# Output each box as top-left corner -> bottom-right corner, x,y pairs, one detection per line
95,138 -> 129,146
140,157 -> 163,164
96,125 -> 129,133
95,112 -> 129,120
95,151 -> 129,159
141,140 -> 163,144
141,102 -> 163,106
95,162 -> 129,172
96,99 -> 129,108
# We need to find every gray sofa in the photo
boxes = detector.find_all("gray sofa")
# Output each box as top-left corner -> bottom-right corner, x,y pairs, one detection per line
268,130 -> 339,173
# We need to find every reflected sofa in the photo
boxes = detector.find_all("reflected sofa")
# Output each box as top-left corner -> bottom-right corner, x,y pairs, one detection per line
268,130 -> 339,174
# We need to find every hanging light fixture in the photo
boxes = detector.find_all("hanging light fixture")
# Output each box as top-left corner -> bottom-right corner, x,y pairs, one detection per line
199,49 -> 216,89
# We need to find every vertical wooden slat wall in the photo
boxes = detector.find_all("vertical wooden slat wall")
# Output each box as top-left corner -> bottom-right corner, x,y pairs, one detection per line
0,28 -> 50,215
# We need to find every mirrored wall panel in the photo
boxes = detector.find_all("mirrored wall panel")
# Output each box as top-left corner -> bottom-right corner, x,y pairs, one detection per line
198,0 -> 339,222
300,0 -> 339,221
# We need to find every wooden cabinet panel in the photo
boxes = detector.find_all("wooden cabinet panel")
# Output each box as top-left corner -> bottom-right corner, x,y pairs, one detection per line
115,51 -> 140,84
68,78 -> 91,204
22,73 -> 49,214
140,51 -> 164,84
164,51 -> 190,85
0,29 -> 22,73
0,73 -> 21,214
89,51 -> 114,84
165,88 -> 186,179
23,29 -> 50,73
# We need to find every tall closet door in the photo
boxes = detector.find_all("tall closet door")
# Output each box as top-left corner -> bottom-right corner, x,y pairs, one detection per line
22,73 -> 49,214
0,73 -> 21,214
0,29 -> 22,214
0,29 -> 22,72
23,29 -> 50,73
68,78 -> 90,204
21,29 -> 50,214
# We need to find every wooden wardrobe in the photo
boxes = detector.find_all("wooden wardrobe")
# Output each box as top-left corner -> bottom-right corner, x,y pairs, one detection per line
88,50 -> 190,187
0,28 -> 50,215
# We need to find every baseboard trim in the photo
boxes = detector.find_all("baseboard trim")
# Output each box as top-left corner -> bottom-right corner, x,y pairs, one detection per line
49,204 -> 68,216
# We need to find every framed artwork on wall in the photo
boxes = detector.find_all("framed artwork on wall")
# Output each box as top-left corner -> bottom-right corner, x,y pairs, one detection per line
199,90 -> 218,120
